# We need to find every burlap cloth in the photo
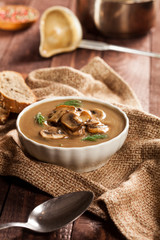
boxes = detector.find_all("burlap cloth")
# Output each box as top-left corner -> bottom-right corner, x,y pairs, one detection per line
0,57 -> 159,240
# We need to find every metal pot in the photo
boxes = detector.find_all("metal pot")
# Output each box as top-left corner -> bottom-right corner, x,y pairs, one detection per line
76,0 -> 157,38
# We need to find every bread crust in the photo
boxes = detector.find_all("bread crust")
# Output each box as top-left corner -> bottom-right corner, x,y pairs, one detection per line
0,71 -> 36,113
0,98 -> 10,124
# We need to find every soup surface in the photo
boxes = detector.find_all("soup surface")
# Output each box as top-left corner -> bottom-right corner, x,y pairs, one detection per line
19,99 -> 126,147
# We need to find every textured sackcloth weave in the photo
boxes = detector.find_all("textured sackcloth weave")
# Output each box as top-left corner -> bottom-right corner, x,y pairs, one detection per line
0,57 -> 159,240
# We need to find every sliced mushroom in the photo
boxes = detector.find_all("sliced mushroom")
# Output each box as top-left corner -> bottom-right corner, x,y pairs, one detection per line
61,112 -> 82,131
76,107 -> 83,112
87,124 -> 109,134
79,110 -> 92,123
66,126 -> 86,136
90,108 -> 106,120
86,118 -> 101,126
40,126 -> 66,139
48,105 -> 76,123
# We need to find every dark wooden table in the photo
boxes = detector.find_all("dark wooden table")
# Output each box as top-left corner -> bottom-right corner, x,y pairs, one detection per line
0,0 -> 159,239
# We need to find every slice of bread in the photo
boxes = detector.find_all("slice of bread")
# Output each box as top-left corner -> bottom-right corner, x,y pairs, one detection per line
0,71 -> 36,113
0,98 -> 10,124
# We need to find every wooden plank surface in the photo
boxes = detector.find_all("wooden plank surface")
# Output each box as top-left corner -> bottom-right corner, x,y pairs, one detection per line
150,7 -> 160,116
0,0 -> 159,239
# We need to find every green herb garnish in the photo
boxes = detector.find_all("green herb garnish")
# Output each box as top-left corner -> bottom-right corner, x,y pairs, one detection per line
35,112 -> 46,126
58,100 -> 82,107
81,134 -> 108,142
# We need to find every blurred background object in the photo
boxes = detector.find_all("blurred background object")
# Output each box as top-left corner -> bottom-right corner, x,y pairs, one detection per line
76,0 -> 157,38
39,6 -> 82,58
0,5 -> 39,31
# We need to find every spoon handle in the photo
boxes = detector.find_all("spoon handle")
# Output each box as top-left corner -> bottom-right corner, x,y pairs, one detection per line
79,39 -> 160,58
108,44 -> 160,58
0,222 -> 27,230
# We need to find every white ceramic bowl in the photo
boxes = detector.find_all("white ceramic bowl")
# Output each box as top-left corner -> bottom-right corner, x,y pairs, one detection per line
16,97 -> 129,172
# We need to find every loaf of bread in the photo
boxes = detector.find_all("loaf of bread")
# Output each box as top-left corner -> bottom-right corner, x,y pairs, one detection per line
0,71 -> 36,113
0,98 -> 10,124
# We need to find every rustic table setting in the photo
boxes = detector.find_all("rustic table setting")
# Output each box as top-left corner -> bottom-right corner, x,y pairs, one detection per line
0,0 -> 160,239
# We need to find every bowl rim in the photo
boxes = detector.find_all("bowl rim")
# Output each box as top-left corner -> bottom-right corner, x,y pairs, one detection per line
16,96 -> 129,150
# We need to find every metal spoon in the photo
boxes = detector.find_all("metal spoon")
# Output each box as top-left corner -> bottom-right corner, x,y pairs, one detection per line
79,39 -> 160,58
0,191 -> 93,232
39,6 -> 160,59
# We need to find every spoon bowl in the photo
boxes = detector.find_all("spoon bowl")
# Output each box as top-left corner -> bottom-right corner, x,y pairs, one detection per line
0,191 -> 94,232
39,6 -> 82,58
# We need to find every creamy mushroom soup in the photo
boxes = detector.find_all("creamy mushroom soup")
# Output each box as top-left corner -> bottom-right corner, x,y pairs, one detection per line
19,99 -> 126,147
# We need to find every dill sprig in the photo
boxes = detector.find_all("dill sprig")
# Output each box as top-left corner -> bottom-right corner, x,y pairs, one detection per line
81,134 -> 108,142
58,100 -> 82,107
35,112 -> 46,126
